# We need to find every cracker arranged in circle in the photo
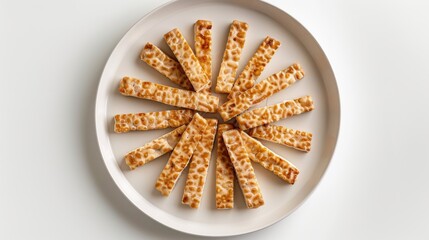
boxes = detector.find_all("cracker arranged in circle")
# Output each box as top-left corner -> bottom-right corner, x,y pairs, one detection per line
124,125 -> 187,170
119,77 -> 219,112
240,131 -> 300,184
215,124 -> 235,209
194,20 -> 213,82
248,124 -> 312,152
114,109 -> 194,133
215,20 -> 249,93
236,95 -> 314,130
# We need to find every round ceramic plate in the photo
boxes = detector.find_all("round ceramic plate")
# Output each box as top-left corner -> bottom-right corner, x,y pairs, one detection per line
95,0 -> 340,237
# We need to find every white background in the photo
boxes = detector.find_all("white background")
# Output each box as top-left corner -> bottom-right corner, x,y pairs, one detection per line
1,0 -> 428,239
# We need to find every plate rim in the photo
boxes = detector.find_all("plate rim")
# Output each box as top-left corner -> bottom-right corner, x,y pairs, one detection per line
94,0 -> 341,237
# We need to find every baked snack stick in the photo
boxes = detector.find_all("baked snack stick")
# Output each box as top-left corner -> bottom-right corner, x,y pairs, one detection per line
119,77 -> 219,113
222,130 -> 264,208
218,64 -> 304,121
182,119 -> 218,208
237,96 -> 314,130
155,113 -> 208,196
248,124 -> 312,152
240,131 -> 299,184
114,109 -> 194,133
228,36 -> 281,99
124,125 -> 187,170
215,124 -> 235,209
215,20 -> 249,93
194,20 -> 212,81
164,28 -> 210,92
140,42 -> 193,90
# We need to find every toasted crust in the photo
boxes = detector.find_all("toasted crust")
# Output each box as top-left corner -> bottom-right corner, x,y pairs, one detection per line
240,131 -> 300,184
222,130 -> 264,208
215,20 -> 249,93
114,110 -> 194,133
194,20 -> 213,83
215,124 -> 235,209
119,77 -> 219,112
164,28 -> 210,92
248,125 -> 312,152
140,42 -> 193,90
124,125 -> 187,170
182,119 -> 218,208
218,64 -> 304,121
237,96 -> 314,130
155,113 -> 208,196
228,36 -> 281,99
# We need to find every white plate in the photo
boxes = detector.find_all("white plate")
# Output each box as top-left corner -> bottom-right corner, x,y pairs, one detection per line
95,0 -> 340,237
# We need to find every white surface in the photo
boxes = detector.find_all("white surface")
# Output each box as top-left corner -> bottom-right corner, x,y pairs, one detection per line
95,0 -> 339,236
1,0 -> 428,239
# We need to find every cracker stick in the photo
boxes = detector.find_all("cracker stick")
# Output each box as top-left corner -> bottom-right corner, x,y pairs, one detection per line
228,36 -> 281,99
119,77 -> 219,112
218,64 -> 304,121
140,42 -> 193,90
194,20 -> 213,81
164,28 -> 210,92
182,119 -> 218,208
240,131 -> 299,184
155,113 -> 208,196
248,125 -> 312,152
114,109 -> 194,133
125,125 -> 187,170
222,130 -> 264,208
215,20 -> 249,93
237,96 -> 314,130
215,124 -> 235,209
